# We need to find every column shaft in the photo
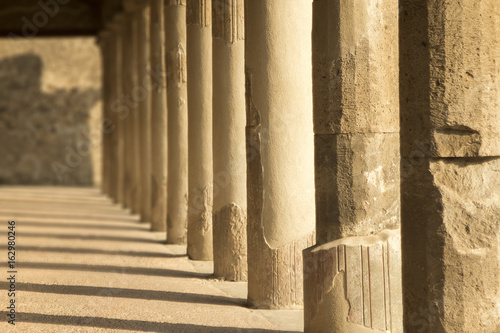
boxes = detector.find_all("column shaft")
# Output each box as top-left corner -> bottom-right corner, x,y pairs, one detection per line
149,0 -> 168,232
212,0 -> 247,281
304,1 -> 402,331
137,3 -> 153,222
166,0 -> 189,244
110,20 -> 125,206
98,31 -> 111,197
245,0 -> 316,309
186,0 -> 213,257
400,1 -> 500,331
121,14 -> 135,210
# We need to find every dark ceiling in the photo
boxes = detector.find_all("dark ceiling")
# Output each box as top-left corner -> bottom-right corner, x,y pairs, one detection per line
0,0 -> 123,37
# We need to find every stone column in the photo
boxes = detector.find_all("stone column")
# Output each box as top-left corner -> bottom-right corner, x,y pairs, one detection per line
400,1 -> 500,332
212,0 -> 247,281
303,1 -> 402,332
129,8 -> 143,216
98,30 -> 111,197
149,0 -> 168,232
165,0 -> 189,244
108,17 -> 125,206
137,2 -> 153,222
186,0 -> 213,257
245,0 -> 316,309
121,13 -> 136,211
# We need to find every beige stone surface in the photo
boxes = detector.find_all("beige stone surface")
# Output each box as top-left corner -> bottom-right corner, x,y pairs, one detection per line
400,0 -> 500,159
401,159 -> 500,333
127,11 -> 142,216
315,133 -> 400,243
165,0 -> 189,246
0,186 -> 303,332
304,229 -> 402,333
186,0 -> 213,258
137,4 -> 153,223
107,18 -> 126,206
0,38 -> 101,186
149,0 -> 168,232
212,0 -> 247,282
98,32 -> 112,197
400,1 -> 500,332
245,0 -> 316,309
307,0 -> 402,331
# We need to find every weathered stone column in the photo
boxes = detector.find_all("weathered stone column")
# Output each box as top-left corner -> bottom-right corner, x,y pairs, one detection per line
165,0 -> 189,244
137,2 -> 153,222
98,30 -> 111,197
129,6 -> 143,216
303,1 -> 402,332
400,1 -> 500,332
120,12 -> 137,211
245,0 -> 316,309
212,0 -> 247,281
186,0 -> 213,257
149,0 -> 168,232
108,17 -> 125,206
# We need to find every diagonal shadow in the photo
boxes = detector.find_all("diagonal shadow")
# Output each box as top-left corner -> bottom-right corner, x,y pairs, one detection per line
17,262 -> 209,279
0,216 -> 144,225
0,210 -> 139,222
17,246 -> 185,258
1,312 -> 291,333
0,282 -> 245,307
16,221 -> 148,231
17,233 -> 160,244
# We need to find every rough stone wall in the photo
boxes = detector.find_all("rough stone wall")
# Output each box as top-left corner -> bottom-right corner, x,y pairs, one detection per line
0,38 -> 102,186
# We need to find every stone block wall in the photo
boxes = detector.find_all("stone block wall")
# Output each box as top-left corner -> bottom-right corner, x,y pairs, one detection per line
0,37 -> 102,186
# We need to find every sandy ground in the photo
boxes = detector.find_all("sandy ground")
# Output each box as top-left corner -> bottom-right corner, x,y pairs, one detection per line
0,186 -> 303,332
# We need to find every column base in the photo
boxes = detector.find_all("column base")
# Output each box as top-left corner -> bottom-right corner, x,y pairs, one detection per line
303,229 -> 402,332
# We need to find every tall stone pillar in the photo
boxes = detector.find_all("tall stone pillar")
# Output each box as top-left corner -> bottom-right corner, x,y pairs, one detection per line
120,12 -> 138,211
186,0 -> 213,257
98,30 -> 111,197
149,0 -> 168,232
212,0 -> 247,281
245,0 -> 316,309
303,1 -> 402,332
400,1 -> 500,332
165,0 -> 189,244
137,2 -> 153,222
109,17 -> 125,206
128,6 -> 143,216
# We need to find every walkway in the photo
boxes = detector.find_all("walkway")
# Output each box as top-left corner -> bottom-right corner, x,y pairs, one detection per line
0,186 -> 303,332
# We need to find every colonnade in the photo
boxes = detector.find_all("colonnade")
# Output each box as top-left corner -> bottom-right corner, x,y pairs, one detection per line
98,1 -> 500,332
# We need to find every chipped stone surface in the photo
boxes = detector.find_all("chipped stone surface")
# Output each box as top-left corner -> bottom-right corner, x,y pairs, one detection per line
315,133 -> 400,243
0,38 -> 101,186
307,0 -> 402,331
304,229 -> 402,332
213,203 -> 247,281
186,0 -> 211,26
400,0 -> 500,158
212,0 -> 247,281
402,158 -> 500,333
245,0 -> 316,309
400,1 -> 500,331
212,0 -> 244,43
187,185 -> 213,258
